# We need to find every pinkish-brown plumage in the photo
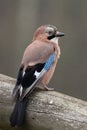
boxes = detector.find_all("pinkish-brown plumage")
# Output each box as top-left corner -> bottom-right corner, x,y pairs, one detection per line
41,42 -> 60,86
10,25 -> 64,127
21,25 -> 62,88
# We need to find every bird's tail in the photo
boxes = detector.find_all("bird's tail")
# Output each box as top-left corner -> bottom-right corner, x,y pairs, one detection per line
10,97 -> 28,127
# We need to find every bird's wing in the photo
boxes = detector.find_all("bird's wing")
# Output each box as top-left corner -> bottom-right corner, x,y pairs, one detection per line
20,53 -> 55,100
12,40 -> 55,99
21,40 -> 54,66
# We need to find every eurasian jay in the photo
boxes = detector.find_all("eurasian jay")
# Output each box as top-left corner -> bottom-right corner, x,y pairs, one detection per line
10,24 -> 64,126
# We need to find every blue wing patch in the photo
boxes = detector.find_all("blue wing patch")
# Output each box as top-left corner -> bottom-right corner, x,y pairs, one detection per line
44,53 -> 55,71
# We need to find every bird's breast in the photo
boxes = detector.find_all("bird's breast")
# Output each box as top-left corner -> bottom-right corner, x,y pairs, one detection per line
41,43 -> 60,85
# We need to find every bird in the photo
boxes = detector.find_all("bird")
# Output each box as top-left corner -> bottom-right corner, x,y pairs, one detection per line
10,24 -> 64,127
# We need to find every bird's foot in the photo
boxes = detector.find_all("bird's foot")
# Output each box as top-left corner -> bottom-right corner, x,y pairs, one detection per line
36,83 -> 54,91
43,85 -> 54,91
37,84 -> 54,91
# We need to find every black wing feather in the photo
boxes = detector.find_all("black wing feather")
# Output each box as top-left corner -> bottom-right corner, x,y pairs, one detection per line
16,63 -> 45,88
10,63 -> 45,126
15,65 -> 24,86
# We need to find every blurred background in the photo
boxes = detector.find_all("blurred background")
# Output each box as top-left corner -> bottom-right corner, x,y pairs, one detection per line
0,0 -> 87,101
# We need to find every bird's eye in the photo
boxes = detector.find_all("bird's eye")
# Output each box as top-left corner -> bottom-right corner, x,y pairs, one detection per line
46,27 -> 54,36
48,30 -> 53,35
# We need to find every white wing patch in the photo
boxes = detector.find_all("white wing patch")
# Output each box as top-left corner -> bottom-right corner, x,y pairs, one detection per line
22,71 -> 25,77
20,86 -> 23,96
34,71 -> 40,78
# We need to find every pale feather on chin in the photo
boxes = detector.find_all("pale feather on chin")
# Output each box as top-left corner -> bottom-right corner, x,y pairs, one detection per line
50,37 -> 58,44
50,37 -> 61,58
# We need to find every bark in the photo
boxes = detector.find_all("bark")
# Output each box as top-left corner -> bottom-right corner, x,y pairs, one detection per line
0,74 -> 87,130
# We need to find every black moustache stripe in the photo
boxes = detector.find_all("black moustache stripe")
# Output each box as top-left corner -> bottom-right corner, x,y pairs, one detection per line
48,35 -> 55,40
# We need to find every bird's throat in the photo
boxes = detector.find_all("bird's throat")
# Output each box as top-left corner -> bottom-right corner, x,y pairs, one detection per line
50,37 -> 58,44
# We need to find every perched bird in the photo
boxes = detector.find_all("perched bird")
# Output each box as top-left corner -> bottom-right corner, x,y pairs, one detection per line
10,24 -> 64,127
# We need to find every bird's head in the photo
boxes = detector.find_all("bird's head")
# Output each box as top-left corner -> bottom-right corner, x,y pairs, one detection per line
33,25 -> 64,43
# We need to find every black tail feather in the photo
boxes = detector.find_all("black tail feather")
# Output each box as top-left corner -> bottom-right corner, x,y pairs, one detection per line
10,97 -> 28,127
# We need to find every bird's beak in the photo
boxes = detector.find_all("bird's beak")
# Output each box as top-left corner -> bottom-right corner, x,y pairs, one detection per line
55,31 -> 64,37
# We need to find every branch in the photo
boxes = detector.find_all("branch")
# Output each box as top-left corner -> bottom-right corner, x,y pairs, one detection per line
0,74 -> 87,130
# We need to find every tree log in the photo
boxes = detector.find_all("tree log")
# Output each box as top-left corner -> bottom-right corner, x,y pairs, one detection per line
0,74 -> 87,130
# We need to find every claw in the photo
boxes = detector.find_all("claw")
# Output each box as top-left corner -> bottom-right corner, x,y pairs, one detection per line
43,85 -> 54,91
37,84 -> 54,91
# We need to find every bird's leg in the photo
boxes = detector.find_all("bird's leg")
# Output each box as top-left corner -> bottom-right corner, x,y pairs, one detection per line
43,85 -> 54,91
37,83 -> 54,91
